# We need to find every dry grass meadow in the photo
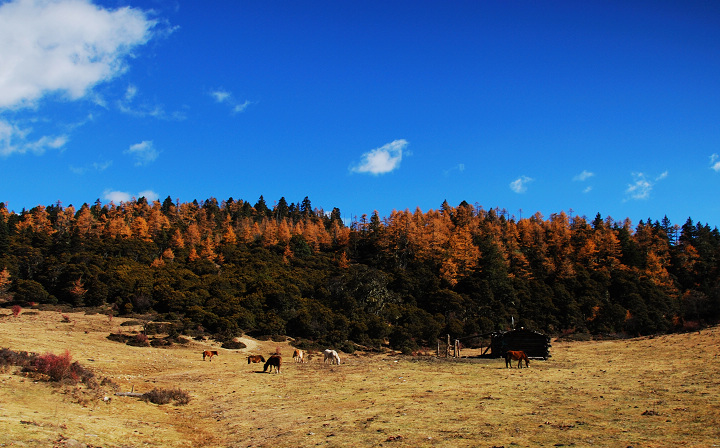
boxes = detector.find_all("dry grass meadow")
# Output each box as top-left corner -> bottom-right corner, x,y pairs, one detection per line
1,309 -> 719,448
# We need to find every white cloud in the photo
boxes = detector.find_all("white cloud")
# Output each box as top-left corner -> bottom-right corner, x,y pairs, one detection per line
0,0 -> 157,156
0,0 -> 156,110
69,159 -> 112,174
210,89 -> 251,115
211,89 -> 231,103
125,140 -> 158,166
710,153 -> 720,172
443,163 -> 465,176
350,139 -> 408,175
510,175 -> 534,193
103,189 -> 131,203
117,84 -> 183,120
103,189 -> 157,203
625,171 -> 668,200
0,118 -> 68,156
583,186 -> 593,193
124,84 -> 138,103
138,190 -> 159,201
233,100 -> 251,114
573,170 -> 595,181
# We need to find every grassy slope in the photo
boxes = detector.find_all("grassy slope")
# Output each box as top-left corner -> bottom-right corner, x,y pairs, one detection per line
0,310 -> 718,447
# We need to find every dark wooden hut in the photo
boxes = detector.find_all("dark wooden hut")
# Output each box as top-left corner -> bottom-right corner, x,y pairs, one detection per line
486,328 -> 551,359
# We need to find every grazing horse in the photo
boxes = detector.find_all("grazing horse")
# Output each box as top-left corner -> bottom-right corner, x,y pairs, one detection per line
247,355 -> 266,364
323,349 -> 341,365
292,349 -> 305,363
263,355 -> 282,373
203,350 -> 218,361
505,350 -> 530,368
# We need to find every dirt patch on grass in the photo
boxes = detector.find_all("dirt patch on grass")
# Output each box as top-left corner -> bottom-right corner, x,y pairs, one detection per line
1,310 -> 719,447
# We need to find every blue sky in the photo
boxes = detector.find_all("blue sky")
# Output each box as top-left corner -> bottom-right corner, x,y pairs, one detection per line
1,0 -> 719,228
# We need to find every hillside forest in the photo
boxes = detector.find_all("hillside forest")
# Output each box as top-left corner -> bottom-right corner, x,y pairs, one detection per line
1,196 -> 719,352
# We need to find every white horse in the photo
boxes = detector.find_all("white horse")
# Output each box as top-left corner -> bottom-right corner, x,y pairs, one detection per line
323,349 -> 341,365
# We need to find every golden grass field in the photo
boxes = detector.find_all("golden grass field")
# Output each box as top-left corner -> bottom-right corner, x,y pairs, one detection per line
0,309 -> 719,447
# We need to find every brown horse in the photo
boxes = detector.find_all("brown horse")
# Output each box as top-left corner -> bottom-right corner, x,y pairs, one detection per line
247,355 -> 266,364
203,350 -> 218,361
505,350 -> 530,368
292,349 -> 305,363
263,354 -> 282,374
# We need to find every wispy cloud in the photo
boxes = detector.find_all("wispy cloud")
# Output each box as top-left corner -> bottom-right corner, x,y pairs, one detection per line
573,170 -> 595,181
210,88 -> 252,115
103,189 -> 158,203
350,139 -> 408,175
125,140 -> 159,166
711,153 -> 720,172
117,84 -> 184,120
443,163 -> 465,176
70,160 -> 113,175
625,171 -> 668,200
510,175 -> 534,194
0,119 -> 68,156
211,90 -> 231,103
573,170 -> 594,193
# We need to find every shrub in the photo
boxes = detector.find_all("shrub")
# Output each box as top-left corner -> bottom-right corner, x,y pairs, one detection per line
107,333 -> 131,344
2,348 -> 98,388
171,336 -> 190,345
150,338 -> 172,347
127,333 -> 150,347
11,305 -> 21,317
0,348 -> 32,369
120,320 -> 143,327
33,350 -> 72,381
142,388 -> 191,405
221,340 -> 246,350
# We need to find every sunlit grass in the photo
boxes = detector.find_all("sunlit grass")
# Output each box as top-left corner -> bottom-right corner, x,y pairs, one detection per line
1,310 -> 718,447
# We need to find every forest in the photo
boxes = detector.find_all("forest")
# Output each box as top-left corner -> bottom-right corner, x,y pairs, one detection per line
1,196 -> 719,352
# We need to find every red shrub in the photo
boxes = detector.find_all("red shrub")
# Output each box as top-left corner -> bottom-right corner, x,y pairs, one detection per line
11,305 -> 21,317
34,350 -> 72,381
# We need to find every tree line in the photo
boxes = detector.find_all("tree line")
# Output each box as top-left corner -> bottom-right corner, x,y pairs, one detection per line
1,196 -> 718,352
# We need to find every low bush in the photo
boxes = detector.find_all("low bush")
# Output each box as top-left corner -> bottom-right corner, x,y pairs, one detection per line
107,333 -> 132,344
120,320 -> 143,327
127,333 -> 150,347
2,348 -> 106,395
0,348 -> 32,369
150,338 -> 172,347
221,340 -> 246,349
142,388 -> 191,405
33,350 -> 72,381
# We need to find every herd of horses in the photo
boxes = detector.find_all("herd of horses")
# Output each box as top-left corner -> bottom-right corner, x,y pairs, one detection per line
205,348 -> 531,371
205,348 -> 343,374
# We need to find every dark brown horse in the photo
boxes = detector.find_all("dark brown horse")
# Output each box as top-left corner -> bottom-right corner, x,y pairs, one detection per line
203,350 -> 218,361
505,350 -> 530,368
263,354 -> 282,374
247,355 -> 266,364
